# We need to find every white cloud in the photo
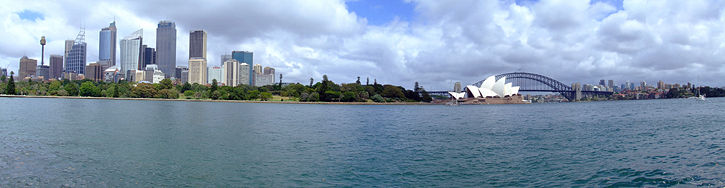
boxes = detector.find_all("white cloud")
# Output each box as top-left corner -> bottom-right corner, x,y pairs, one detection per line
1,0 -> 725,89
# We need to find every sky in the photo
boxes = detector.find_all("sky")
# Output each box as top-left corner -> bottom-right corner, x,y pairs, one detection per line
1,0 -> 725,90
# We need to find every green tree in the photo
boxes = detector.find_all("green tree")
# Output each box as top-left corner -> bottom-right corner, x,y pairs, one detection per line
156,89 -> 179,99
180,82 -> 192,93
371,94 -> 385,102
5,71 -> 15,95
64,82 -> 79,96
159,79 -> 173,90
131,83 -> 157,98
260,92 -> 272,101
210,79 -> 218,93
342,91 -> 357,102
184,90 -> 194,98
248,90 -> 260,100
421,90 -> 432,102
79,81 -> 101,97
382,85 -> 404,99
1,74 -> 5,82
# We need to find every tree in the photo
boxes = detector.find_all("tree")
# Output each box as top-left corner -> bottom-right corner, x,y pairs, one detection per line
342,91 -> 356,102
180,82 -> 192,93
211,79 -> 218,93
309,77 -> 314,87
371,94 -> 385,102
414,82 -> 420,92
1,74 -> 5,82
64,82 -> 79,96
5,71 -> 15,95
356,76 -> 361,85
156,89 -> 179,99
248,90 -> 260,100
131,83 -> 157,98
366,77 -> 369,86
382,85 -> 405,99
260,92 -> 272,101
159,79 -> 173,90
279,74 -> 283,88
79,81 -> 101,97
421,90 -> 432,102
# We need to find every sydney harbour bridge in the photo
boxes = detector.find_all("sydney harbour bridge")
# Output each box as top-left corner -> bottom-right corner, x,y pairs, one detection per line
427,72 -> 613,101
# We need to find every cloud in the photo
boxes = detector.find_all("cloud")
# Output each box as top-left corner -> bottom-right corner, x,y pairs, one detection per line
1,0 -> 725,89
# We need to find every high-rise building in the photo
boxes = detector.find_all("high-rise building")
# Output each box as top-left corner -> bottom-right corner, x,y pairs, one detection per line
189,30 -> 207,59
1,68 -> 7,78
156,21 -> 176,78
85,63 -> 104,82
120,29 -> 143,75
220,54 -> 232,65
49,55 -> 63,79
104,66 -> 120,83
263,67 -> 275,75
238,63 -> 250,86
454,82 -> 462,93
188,58 -> 207,84
232,51 -> 253,85
175,66 -> 188,82
65,30 -> 87,75
222,59 -> 239,86
19,56 -> 37,79
64,40 -> 73,63
99,21 -> 117,67
181,69 -> 189,84
253,64 -> 262,75
608,80 -> 614,89
207,66 -> 222,84
142,45 -> 156,69
36,65 -> 49,80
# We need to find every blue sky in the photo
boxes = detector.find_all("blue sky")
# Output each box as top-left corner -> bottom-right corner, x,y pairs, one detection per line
17,10 -> 44,21
346,0 -> 415,25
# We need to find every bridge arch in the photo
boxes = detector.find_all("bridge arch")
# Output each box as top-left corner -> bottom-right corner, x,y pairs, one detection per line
473,72 -> 575,100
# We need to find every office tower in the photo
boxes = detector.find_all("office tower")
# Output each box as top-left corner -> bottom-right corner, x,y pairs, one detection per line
657,80 -> 665,89
454,82 -> 462,93
156,21 -> 176,78
189,30 -> 207,59
220,54 -> 231,65
640,81 -> 647,89
49,55 -> 63,79
1,68 -> 6,78
85,63 -> 104,82
238,63 -> 250,86
175,66 -> 188,81
142,45 -> 156,69
222,59 -> 239,86
103,66 -> 120,82
232,51 -> 253,85
120,29 -> 143,75
19,56 -> 37,79
253,64 -> 262,75
36,65 -> 49,80
188,58 -> 207,84
99,21 -> 117,67
65,30 -> 87,75
263,67 -> 275,75
64,40 -> 73,62
181,70 -> 189,84
207,66 -> 222,84
608,80 -> 614,89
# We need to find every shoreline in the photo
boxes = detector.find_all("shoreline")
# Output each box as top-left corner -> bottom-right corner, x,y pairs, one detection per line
0,94 -> 435,105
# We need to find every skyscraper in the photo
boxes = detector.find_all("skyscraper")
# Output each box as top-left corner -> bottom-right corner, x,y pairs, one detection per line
189,30 -> 207,59
142,45 -> 156,69
238,63 -> 250,86
64,40 -> 73,62
220,54 -> 231,65
222,59 -> 239,86
207,66 -> 222,84
263,67 -> 275,75
156,21 -> 176,78
85,63 -> 104,82
120,29 -> 143,75
49,55 -> 63,79
65,30 -> 87,75
253,64 -> 262,75
232,51 -> 253,85
189,58 -> 207,84
99,21 -> 117,67
19,56 -> 37,79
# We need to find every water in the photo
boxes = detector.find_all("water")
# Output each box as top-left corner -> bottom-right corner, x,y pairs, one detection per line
1,97 -> 724,187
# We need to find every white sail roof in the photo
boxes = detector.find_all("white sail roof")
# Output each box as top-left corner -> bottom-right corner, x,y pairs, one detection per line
510,86 -> 520,96
504,83 -> 513,96
448,92 -> 465,99
466,85 -> 482,98
478,87 -> 497,98
480,76 -> 496,89
492,76 -> 506,97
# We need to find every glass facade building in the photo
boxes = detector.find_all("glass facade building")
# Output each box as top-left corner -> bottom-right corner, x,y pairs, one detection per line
99,21 -> 117,67
232,51 -> 253,85
156,21 -> 176,78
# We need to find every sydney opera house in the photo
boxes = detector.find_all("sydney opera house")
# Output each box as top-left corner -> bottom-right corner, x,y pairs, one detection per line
448,76 -> 528,104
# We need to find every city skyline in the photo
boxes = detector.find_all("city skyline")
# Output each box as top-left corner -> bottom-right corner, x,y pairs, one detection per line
2,0 -> 725,90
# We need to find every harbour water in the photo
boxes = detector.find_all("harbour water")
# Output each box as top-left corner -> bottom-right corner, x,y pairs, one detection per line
1,97 -> 723,186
